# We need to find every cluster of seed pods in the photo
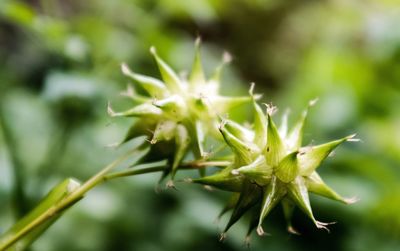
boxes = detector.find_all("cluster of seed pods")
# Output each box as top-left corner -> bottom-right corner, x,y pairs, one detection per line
109,39 -> 358,239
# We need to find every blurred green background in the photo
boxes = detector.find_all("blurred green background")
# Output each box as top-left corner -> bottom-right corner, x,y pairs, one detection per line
1,0 -> 400,250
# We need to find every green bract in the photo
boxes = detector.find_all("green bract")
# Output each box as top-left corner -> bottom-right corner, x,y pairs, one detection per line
109,39 -> 256,185
193,91 -> 358,238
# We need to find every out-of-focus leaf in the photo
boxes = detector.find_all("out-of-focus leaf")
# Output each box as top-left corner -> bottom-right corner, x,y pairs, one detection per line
0,178 -> 81,251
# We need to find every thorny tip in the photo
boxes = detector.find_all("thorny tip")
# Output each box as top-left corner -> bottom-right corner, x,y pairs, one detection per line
195,36 -> 202,47
256,226 -> 266,236
263,103 -> 278,116
287,226 -> 301,235
316,221 -> 336,233
120,84 -> 135,98
149,138 -> 157,145
308,98 -> 319,107
222,51 -> 232,64
105,142 -> 120,148
121,63 -> 131,76
218,118 -> 228,130
346,133 -> 361,142
203,185 -> 214,191
219,232 -> 227,242
244,235 -> 252,249
149,46 -> 157,55
248,83 -> 263,100
249,82 -> 255,96
344,196 -> 360,204
183,178 -> 193,183
151,98 -> 159,107
107,102 -> 116,117
166,180 -> 178,190
231,169 -> 240,175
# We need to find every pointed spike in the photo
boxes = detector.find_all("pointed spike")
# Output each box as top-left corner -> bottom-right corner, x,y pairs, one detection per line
316,221 -> 336,232
219,123 -> 258,166
121,63 -> 169,98
224,182 -> 262,233
286,99 -> 318,150
298,135 -> 354,175
306,172 -> 358,205
244,235 -> 252,248
279,108 -> 290,139
108,103 -> 162,117
107,101 -> 116,117
281,199 -> 300,235
252,101 -> 267,149
165,180 -> 177,190
265,103 -> 278,116
287,176 -> 325,229
151,121 -> 177,143
265,112 -> 285,166
223,51 -> 232,64
189,37 -> 206,89
119,85 -> 149,103
231,169 -> 240,175
249,82 -> 255,96
192,167 -> 244,192
171,124 -> 190,179
193,120 -> 206,158
257,176 -> 286,231
246,206 -> 261,238
256,226 -> 265,236
286,105 -> 309,151
212,96 -> 255,114
121,84 -> 134,97
152,95 -> 185,119
150,46 -> 184,93
346,133 -> 361,142
275,151 -> 299,183
207,52 -> 232,94
116,125 -> 150,146
309,98 -> 319,107
224,119 -> 255,143
219,232 -> 227,242
217,193 -> 240,219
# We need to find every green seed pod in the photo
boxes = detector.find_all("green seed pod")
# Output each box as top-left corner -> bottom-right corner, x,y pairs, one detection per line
196,98 -> 358,238
110,39 -> 256,184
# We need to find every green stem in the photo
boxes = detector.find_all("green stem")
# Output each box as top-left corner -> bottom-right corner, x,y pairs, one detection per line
0,149 -> 133,251
104,160 -> 231,180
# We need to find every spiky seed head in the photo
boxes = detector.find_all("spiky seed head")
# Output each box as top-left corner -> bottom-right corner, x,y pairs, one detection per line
111,40 -> 254,183
196,98 -> 359,237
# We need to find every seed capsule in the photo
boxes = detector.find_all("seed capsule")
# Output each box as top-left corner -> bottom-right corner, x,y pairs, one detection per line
194,97 -> 358,237
110,40 -> 257,184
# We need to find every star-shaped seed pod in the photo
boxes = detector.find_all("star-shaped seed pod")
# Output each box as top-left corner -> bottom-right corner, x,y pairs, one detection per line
192,87 -> 359,238
108,39 -> 257,185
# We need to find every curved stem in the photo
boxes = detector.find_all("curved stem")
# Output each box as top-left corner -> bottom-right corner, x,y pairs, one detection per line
0,149 -> 134,250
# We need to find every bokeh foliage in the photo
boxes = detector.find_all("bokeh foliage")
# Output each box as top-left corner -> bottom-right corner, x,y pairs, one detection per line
0,0 -> 400,250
